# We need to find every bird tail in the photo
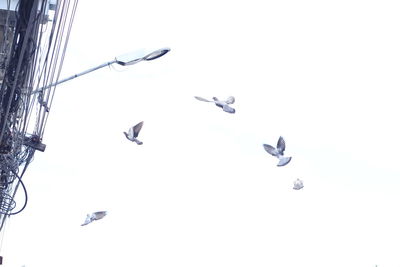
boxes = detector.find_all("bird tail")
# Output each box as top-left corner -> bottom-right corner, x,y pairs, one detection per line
277,156 -> 291,167
135,139 -> 143,145
293,184 -> 304,190
223,105 -> 235,113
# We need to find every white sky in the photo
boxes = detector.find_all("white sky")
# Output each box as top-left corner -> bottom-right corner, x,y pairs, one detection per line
2,0 -> 400,266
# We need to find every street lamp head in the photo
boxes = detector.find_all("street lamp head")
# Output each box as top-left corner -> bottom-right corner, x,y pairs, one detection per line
115,47 -> 170,66
142,47 -> 170,61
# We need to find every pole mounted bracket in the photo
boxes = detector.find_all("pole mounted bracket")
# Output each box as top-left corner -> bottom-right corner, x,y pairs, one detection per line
23,135 -> 46,152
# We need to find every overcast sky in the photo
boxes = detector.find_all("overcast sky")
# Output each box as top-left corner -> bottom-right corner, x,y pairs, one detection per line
2,0 -> 400,266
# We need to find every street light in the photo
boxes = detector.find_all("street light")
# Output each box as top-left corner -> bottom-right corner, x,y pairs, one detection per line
33,47 -> 170,93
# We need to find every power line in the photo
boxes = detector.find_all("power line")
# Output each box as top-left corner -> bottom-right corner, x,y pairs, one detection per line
0,0 -> 79,233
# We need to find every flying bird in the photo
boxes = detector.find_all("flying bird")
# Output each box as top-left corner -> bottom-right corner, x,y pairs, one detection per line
124,121 -> 144,145
263,136 -> 292,167
194,96 -> 235,113
81,211 -> 107,226
293,178 -> 304,190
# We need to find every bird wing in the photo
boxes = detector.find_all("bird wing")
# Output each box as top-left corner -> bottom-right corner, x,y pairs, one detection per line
123,131 -> 132,141
222,105 -> 235,113
225,96 -> 235,104
263,144 -> 279,156
127,127 -> 134,139
81,214 -> 92,226
93,211 -> 107,220
277,156 -> 291,167
276,136 -> 286,154
293,184 -> 303,190
132,121 -> 144,138
194,96 -> 212,102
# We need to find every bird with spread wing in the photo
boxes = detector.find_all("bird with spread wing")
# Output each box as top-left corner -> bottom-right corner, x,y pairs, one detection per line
81,211 -> 107,226
194,96 -> 236,113
124,121 -> 144,145
263,136 -> 292,167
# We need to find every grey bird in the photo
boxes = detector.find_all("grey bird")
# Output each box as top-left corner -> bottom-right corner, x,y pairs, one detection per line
124,121 -> 144,145
293,178 -> 304,190
194,96 -> 235,113
263,136 -> 292,167
81,211 -> 107,226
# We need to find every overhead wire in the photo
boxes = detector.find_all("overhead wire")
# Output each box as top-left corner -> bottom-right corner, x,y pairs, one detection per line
0,0 -> 12,56
40,0 -> 78,137
23,0 -> 54,136
0,0 -> 79,233
0,0 -> 40,140
19,0 -> 49,136
0,0 -> 37,232
27,1 -> 59,138
32,0 -> 78,138
7,150 -> 32,216
36,0 -> 69,137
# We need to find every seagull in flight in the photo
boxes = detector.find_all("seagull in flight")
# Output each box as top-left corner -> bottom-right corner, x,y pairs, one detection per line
194,96 -> 235,113
263,136 -> 292,167
293,178 -> 304,190
124,121 -> 144,145
81,211 -> 107,226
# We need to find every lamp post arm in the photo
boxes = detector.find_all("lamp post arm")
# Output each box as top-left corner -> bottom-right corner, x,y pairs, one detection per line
33,59 -> 118,93
55,59 -> 117,87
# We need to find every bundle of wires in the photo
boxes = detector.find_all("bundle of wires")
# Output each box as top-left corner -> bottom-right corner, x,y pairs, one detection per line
0,0 -> 79,232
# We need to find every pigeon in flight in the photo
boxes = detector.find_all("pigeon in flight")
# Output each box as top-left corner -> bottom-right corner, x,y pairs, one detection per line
293,178 -> 304,190
81,211 -> 107,226
194,96 -> 235,113
263,136 -> 292,167
124,121 -> 144,145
